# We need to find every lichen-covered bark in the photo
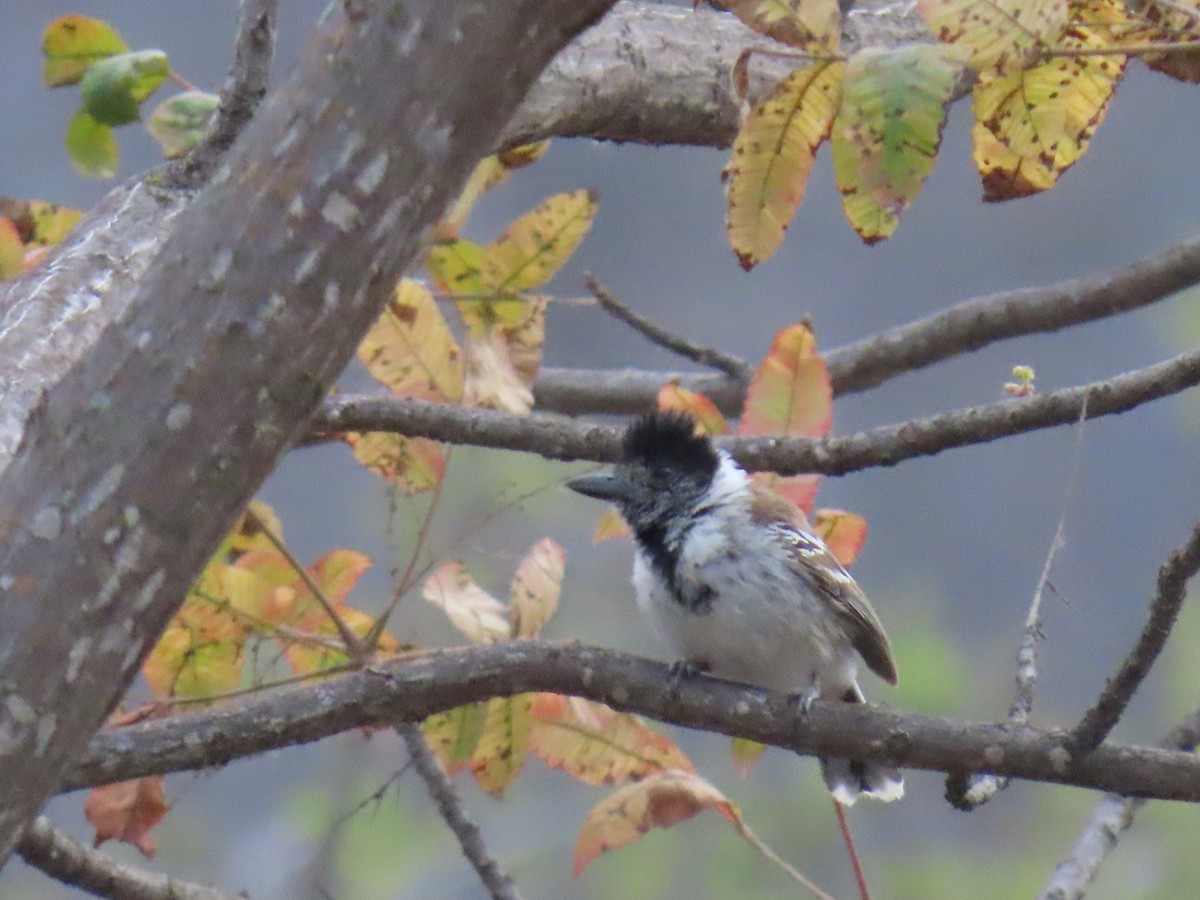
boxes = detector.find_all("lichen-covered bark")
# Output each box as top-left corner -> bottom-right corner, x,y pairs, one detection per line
0,0 -> 613,862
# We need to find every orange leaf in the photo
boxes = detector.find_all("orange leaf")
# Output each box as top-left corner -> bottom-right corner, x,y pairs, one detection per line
812,508 -> 868,566
470,693 -> 534,797
763,473 -> 821,515
739,322 -> 832,438
592,507 -> 632,544
283,602 -> 399,674
530,694 -> 694,785
657,384 -> 730,435
573,770 -> 741,877
345,432 -> 447,491
142,593 -> 244,699
509,539 -> 565,639
83,776 -> 167,857
423,562 -> 511,644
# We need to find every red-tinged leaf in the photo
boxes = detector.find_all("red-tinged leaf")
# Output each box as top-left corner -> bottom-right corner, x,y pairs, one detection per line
309,549 -> 373,605
739,322 -> 832,438
65,109 -> 118,179
470,693 -> 535,797
720,0 -> 842,53
573,770 -> 741,877
510,539 -> 565,639
423,703 -> 489,773
726,62 -> 842,270
0,219 -> 23,280
812,508 -> 868,566
462,332 -> 534,413
972,121 -> 1055,201
42,14 -> 129,87
731,737 -> 768,775
592,507 -> 632,544
657,384 -> 730,434
84,777 -> 167,857
423,562 -> 511,644
357,278 -> 463,401
0,198 -> 82,247
766,473 -> 821,514
345,432 -> 447,492
482,188 -> 599,294
530,694 -> 694,785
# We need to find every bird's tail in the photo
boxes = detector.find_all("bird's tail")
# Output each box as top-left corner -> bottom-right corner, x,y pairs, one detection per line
819,685 -> 904,806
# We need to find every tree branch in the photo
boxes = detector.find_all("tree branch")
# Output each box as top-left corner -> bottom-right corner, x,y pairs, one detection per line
395,723 -> 521,900
311,346 -> 1200,474
63,643 -> 1200,802
1069,522 -> 1200,756
16,817 -> 238,900
0,0 -> 615,862
1038,708 -> 1200,900
531,233 -> 1200,416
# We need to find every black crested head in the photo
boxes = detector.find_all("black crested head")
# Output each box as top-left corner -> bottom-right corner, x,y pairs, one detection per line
621,411 -> 720,484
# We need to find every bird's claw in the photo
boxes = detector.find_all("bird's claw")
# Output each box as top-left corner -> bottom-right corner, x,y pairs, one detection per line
789,684 -> 821,719
668,659 -> 709,697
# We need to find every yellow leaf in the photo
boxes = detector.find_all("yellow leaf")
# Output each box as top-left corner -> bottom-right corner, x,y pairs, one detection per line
530,694 -> 694,785
357,278 -> 463,401
972,0 -> 1129,196
0,219 -> 23,280
42,14 -> 129,87
345,432 -> 446,491
831,45 -> 966,244
573,770 -> 742,877
462,332 -> 535,413
493,298 -> 547,386
142,593 -> 245,699
0,198 -> 82,247
509,539 -> 565,639
227,500 -> 284,555
592,507 -> 632,544
972,121 -> 1057,201
731,737 -> 768,775
439,142 -> 550,238
739,322 -> 831,438
423,703 -> 489,772
656,384 -> 730,434
482,189 -> 598,294
917,0 -> 1068,72
470,693 -> 534,797
423,562 -> 512,644
726,62 -> 842,269
1136,0 -> 1200,82
284,603 -> 399,674
720,0 -> 841,52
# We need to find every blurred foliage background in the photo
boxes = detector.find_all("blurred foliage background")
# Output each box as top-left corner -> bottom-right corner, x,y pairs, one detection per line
2,1 -> 1200,897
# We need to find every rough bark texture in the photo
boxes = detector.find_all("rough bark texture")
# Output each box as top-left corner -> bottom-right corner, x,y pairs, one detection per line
0,0 -> 613,862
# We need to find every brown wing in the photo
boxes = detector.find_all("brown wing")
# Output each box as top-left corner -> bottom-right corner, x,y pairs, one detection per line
750,486 -> 898,685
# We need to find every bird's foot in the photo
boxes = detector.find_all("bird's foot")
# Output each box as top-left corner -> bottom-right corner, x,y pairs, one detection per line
667,658 -> 710,698
789,682 -> 821,719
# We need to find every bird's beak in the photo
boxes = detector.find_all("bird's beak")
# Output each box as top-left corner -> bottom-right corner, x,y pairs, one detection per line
566,471 -> 630,503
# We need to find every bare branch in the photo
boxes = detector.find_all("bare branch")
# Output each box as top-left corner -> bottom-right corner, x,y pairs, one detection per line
64,643 -> 1200,802
311,346 -> 1200,475
531,234 -> 1200,416
395,723 -> 521,900
946,401 -> 1088,810
183,0 -> 280,182
584,274 -> 749,380
1039,708 -> 1200,900
1069,522 -> 1200,755
16,817 -> 238,900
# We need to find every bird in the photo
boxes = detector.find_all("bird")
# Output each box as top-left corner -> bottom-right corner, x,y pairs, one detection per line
567,410 -> 903,805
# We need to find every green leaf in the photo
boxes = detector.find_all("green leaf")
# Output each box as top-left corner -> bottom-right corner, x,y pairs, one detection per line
831,45 -> 965,243
80,50 -> 170,126
42,14 -> 129,87
65,110 -> 118,179
147,91 -> 219,158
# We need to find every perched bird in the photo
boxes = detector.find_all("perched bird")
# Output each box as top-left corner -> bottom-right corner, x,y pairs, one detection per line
567,411 -> 903,805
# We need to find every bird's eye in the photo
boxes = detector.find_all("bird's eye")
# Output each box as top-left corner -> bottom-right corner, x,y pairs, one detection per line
651,465 -> 672,481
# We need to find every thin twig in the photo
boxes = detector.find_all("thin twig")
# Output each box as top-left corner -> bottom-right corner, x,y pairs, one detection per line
946,399 -> 1089,809
16,816 -> 239,900
833,799 -> 871,900
395,723 -> 521,900
1038,707 -> 1200,900
182,0 -> 279,182
584,274 -> 749,380
528,235 -> 1200,415
1044,39 -> 1200,58
1069,521 -> 1200,755
308,345 -> 1200,476
735,817 -> 838,900
244,507 -> 369,664
64,642 -> 1200,802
